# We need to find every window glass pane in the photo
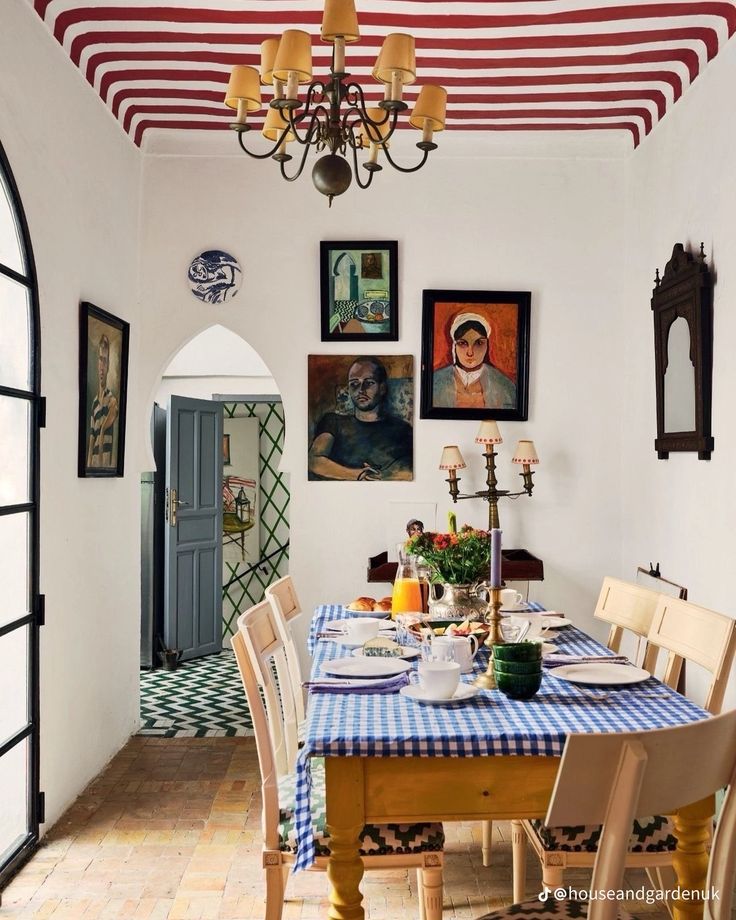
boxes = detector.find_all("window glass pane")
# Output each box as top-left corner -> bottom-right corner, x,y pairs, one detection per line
0,513 -> 29,627
0,171 -> 24,276
0,397 -> 30,506
0,627 -> 28,743
0,274 -> 31,391
0,739 -> 29,867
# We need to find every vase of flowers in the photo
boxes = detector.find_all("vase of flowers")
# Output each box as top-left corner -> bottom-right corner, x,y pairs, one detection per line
405,525 -> 490,620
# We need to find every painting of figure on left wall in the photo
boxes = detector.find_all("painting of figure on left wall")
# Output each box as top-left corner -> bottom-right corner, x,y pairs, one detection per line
78,302 -> 130,477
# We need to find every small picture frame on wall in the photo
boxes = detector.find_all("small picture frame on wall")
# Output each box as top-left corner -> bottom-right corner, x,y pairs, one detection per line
320,240 -> 398,341
420,289 -> 531,421
78,301 -> 130,477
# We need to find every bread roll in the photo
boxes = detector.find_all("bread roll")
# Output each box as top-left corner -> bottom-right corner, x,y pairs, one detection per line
347,596 -> 376,612
373,597 -> 393,613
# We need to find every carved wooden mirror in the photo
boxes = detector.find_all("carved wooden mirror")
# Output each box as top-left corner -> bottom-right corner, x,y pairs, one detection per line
652,243 -> 713,460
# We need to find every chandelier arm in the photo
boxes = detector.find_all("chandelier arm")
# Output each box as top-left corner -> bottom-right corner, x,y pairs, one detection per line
285,103 -> 329,147
279,119 -> 321,182
349,138 -> 375,191
380,144 -> 431,174
236,129 -> 289,161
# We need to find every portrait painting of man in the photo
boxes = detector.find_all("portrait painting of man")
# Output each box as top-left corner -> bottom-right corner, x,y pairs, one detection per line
308,354 -> 413,481
78,302 -> 130,477
420,290 -> 530,421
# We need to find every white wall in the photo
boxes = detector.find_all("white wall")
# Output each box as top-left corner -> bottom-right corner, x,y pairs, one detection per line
1,1 -> 142,828
138,149 -> 627,657
621,35 -> 736,709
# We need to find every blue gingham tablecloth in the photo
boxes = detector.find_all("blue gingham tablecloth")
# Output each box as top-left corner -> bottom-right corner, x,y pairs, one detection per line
293,603 -> 709,871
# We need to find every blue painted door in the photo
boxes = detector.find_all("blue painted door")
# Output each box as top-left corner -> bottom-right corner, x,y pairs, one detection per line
164,396 -> 223,661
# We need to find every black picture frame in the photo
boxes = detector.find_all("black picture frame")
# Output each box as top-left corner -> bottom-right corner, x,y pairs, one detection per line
320,240 -> 398,342
651,243 -> 713,460
420,289 -> 531,421
78,301 -> 130,477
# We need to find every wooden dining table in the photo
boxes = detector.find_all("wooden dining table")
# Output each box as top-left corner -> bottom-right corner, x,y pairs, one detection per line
295,605 -> 714,920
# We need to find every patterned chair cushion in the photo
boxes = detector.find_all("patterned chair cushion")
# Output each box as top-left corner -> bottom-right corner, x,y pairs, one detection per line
529,815 -> 677,853
278,760 -> 444,857
474,896 -> 633,920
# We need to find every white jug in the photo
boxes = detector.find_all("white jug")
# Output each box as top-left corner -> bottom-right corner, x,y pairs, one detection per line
432,634 -> 480,674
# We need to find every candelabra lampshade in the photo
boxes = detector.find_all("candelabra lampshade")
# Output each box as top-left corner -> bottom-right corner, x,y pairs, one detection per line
439,446 -> 467,470
512,440 -> 540,465
409,85 -> 448,132
260,38 -> 280,85
272,29 -> 313,83
373,33 -> 417,85
224,66 -> 262,111
321,0 -> 360,42
475,420 -> 503,445
262,106 -> 296,142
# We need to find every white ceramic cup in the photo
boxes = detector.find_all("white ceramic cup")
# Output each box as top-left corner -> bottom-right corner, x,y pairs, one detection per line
417,660 -> 461,699
344,617 -> 381,644
432,635 -> 479,673
501,588 -> 524,610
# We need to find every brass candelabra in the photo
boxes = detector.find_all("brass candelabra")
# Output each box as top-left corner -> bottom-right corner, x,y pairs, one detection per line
474,587 -> 504,690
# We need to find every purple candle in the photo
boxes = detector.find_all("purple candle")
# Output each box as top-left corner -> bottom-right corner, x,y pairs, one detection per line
490,528 -> 502,588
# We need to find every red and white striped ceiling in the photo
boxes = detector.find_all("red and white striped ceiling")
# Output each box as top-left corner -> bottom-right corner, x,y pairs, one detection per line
31,0 -> 736,149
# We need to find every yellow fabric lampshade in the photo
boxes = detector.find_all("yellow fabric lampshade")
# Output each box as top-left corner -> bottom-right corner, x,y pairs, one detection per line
358,108 -> 392,147
409,84 -> 447,131
224,65 -> 261,111
272,29 -> 313,83
260,38 -> 280,85
373,33 -> 416,85
262,106 -> 295,142
321,0 -> 360,42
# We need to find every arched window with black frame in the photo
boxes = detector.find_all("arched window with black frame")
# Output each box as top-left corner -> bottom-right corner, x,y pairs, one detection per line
0,142 -> 43,887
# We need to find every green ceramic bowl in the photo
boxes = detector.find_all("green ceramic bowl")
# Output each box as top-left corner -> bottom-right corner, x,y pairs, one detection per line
494,669 -> 543,700
492,641 -> 542,663
493,658 -> 543,676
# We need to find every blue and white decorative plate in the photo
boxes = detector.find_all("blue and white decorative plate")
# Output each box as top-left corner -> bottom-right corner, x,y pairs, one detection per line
188,250 -> 242,304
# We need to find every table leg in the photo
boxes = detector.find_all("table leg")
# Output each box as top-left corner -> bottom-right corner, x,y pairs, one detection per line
671,796 -> 714,920
325,757 -> 365,920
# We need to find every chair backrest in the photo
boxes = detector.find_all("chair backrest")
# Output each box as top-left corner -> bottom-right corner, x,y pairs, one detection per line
231,606 -> 285,850
647,596 -> 736,714
593,576 -> 661,670
546,708 -> 736,920
265,575 -> 306,725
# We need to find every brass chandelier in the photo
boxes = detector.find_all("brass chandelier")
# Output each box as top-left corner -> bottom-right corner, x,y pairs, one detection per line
223,0 -> 448,205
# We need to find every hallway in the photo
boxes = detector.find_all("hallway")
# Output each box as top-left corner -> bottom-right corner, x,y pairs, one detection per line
1,737 -> 668,919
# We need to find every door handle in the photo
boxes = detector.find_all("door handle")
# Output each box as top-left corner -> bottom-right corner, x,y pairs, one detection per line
167,488 -> 190,527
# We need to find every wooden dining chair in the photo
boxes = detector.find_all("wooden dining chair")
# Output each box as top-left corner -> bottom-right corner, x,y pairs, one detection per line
482,577 -> 662,869
265,575 -> 306,728
232,600 -> 445,920
511,595 -> 736,901
475,706 -> 736,920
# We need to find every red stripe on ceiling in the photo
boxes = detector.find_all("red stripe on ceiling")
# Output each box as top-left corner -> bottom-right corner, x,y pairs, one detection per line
51,4 -> 736,45
100,66 -> 682,113
133,117 -> 640,148
67,27 -> 722,69
83,47 -> 701,87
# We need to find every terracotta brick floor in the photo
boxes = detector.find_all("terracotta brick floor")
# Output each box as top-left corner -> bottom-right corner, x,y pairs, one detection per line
1,737 -> 669,919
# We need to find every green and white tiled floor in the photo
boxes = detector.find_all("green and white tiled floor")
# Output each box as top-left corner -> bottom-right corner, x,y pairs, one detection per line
138,650 -> 253,737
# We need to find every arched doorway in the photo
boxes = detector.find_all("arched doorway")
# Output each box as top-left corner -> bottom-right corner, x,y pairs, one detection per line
0,143 -> 43,885
139,326 -> 289,737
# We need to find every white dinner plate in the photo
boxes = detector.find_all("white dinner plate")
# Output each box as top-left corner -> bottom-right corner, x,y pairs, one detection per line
352,646 -> 420,660
321,657 -> 411,679
325,622 -> 396,634
400,683 -> 479,705
500,604 -> 532,613
344,606 -> 392,619
539,616 -> 572,628
549,663 -> 650,685
541,642 -> 557,656
334,631 -> 396,651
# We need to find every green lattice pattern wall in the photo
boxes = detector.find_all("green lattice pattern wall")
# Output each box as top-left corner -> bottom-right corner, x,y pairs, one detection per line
222,401 -> 289,642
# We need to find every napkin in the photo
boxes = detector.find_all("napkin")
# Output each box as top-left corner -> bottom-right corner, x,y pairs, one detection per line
303,673 -> 410,694
543,653 -> 629,669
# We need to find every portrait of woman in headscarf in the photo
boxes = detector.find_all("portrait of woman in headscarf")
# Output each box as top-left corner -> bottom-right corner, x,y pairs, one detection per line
432,311 -> 516,410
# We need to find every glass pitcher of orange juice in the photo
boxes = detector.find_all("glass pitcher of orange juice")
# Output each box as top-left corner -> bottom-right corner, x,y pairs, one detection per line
391,547 -> 423,619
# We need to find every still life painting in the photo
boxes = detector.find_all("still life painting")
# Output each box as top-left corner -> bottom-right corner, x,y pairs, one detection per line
320,241 -> 398,341
420,289 -> 530,421
308,354 -> 413,481
78,302 -> 129,477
